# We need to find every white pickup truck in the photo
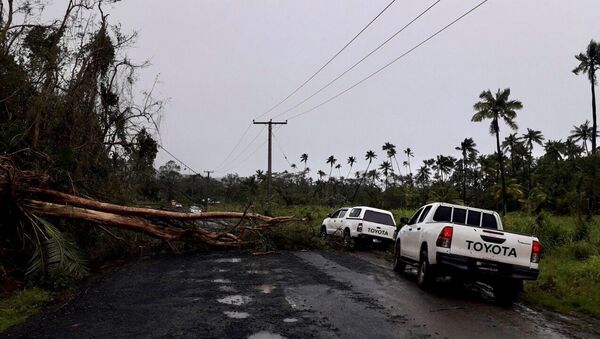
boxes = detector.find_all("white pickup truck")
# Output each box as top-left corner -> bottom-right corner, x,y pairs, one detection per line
320,206 -> 397,249
393,202 -> 541,303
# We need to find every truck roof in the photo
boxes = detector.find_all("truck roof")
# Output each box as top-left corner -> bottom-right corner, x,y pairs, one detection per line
427,202 -> 500,216
350,206 -> 394,215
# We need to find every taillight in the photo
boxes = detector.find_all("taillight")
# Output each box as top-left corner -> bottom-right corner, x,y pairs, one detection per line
531,240 -> 542,263
357,223 -> 363,232
436,226 -> 453,248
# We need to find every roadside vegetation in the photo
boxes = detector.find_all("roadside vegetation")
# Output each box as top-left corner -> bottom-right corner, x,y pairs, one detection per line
0,0 -> 599,330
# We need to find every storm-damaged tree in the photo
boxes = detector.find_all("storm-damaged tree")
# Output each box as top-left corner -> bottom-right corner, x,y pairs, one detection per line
455,138 -> 478,203
472,88 -> 522,215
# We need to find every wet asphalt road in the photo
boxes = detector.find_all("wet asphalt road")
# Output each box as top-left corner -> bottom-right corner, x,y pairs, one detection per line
3,250 -> 597,339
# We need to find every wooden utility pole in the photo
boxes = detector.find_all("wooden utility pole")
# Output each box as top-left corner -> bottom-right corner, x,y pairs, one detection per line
204,170 -> 214,211
253,119 -> 287,215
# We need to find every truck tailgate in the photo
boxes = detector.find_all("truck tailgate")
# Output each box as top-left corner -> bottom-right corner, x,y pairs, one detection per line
450,226 -> 534,268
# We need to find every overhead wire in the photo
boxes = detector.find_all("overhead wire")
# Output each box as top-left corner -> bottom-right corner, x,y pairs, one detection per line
215,125 -> 266,173
287,0 -> 490,121
272,0 -> 442,120
272,130 -> 292,167
219,125 -> 285,174
253,0 -> 397,121
213,122 -> 252,171
157,143 -> 202,176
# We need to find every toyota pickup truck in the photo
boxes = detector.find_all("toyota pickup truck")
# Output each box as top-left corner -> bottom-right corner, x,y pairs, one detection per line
392,202 -> 541,303
320,206 -> 397,249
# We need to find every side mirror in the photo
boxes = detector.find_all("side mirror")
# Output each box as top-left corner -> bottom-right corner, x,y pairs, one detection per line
327,213 -> 331,218
400,217 -> 409,225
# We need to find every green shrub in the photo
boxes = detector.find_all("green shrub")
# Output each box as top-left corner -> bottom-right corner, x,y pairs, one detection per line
0,288 -> 51,333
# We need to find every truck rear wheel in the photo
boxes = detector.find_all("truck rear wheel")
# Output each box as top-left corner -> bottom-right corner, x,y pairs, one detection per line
343,230 -> 355,250
494,279 -> 523,305
393,241 -> 406,273
416,249 -> 436,289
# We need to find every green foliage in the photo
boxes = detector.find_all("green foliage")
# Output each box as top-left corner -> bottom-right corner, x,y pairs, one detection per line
0,288 -> 51,333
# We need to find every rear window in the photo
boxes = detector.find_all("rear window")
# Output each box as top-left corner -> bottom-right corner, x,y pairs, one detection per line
364,210 -> 395,226
452,208 -> 466,224
481,213 -> 498,229
348,208 -> 361,218
467,210 -> 481,227
433,206 -> 452,222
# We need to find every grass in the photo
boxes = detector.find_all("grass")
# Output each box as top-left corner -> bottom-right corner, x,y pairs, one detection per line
0,288 -> 51,333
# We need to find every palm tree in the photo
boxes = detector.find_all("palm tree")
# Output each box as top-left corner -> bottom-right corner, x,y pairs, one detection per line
472,88 -> 523,215
501,133 -> 521,174
290,163 -> 297,170
317,170 -> 326,181
544,140 -> 566,162
326,155 -> 337,178
351,150 -> 377,202
382,142 -> 399,175
433,155 -> 455,182
564,138 -> 584,159
455,138 -> 478,202
300,153 -> 308,170
346,156 -> 356,178
379,161 -> 392,189
415,165 -> 431,188
335,163 -> 342,177
521,128 -> 544,191
570,120 -> 595,155
403,148 -> 414,176
573,40 -> 600,153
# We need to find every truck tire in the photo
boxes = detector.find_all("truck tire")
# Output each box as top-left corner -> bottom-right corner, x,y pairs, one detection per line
343,230 -> 355,250
494,279 -> 523,306
319,226 -> 327,239
416,249 -> 436,289
393,241 -> 406,273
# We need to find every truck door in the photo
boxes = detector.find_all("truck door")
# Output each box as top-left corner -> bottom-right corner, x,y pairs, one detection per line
337,209 -> 348,235
326,210 -> 341,233
400,207 -> 424,260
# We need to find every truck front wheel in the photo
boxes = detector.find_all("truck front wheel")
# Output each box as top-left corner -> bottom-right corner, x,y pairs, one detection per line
416,249 -> 436,289
319,226 -> 327,239
343,230 -> 355,250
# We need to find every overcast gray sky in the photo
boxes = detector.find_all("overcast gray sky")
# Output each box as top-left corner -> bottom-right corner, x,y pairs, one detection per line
94,0 -> 600,177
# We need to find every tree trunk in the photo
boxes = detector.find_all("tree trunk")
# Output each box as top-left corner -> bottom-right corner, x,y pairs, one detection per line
462,152 -> 467,203
591,78 -> 597,153
495,120 -> 507,215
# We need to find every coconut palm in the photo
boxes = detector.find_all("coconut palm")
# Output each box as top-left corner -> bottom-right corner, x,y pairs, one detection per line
382,142 -> 399,174
573,40 -> 600,153
346,156 -> 356,178
300,153 -> 308,170
433,155 -> 455,182
326,155 -> 337,178
521,128 -> 544,191
415,165 -> 431,187
455,137 -> 478,203
351,150 -> 377,202
317,170 -> 326,181
379,161 -> 392,189
570,120 -> 596,154
472,88 -> 522,215
564,138 -> 584,159
501,133 -> 521,174
544,140 -> 566,162
335,163 -> 342,177
404,148 -> 414,176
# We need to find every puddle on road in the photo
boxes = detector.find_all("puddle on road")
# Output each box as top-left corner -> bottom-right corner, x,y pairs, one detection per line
214,258 -> 241,263
212,279 -> 231,284
248,331 -> 285,339
224,311 -> 250,319
283,318 -> 298,323
219,285 -> 237,292
247,270 -> 270,274
213,268 -> 230,273
217,295 -> 251,306
284,296 -> 297,309
256,284 -> 275,294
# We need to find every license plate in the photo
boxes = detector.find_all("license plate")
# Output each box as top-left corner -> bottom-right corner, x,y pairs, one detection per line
372,239 -> 381,243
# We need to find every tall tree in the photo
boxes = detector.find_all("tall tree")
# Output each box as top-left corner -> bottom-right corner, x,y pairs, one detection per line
326,155 -> 337,178
379,161 -> 392,190
346,156 -> 356,178
501,133 -> 521,174
472,88 -> 523,215
521,128 -> 545,191
300,153 -> 308,170
335,163 -> 342,177
570,120 -> 595,155
382,142 -> 399,175
351,150 -> 377,202
403,148 -> 414,176
455,138 -> 478,202
573,40 -> 600,153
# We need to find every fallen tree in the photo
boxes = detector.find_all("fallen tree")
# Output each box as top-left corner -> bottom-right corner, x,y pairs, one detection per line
0,156 -> 305,250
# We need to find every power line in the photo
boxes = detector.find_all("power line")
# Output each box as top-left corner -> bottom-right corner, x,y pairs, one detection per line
272,0 -> 441,120
272,130 -> 292,167
253,0 -> 397,120
157,143 -> 202,176
213,122 -> 252,171
287,0 -> 489,121
215,125 -> 265,172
